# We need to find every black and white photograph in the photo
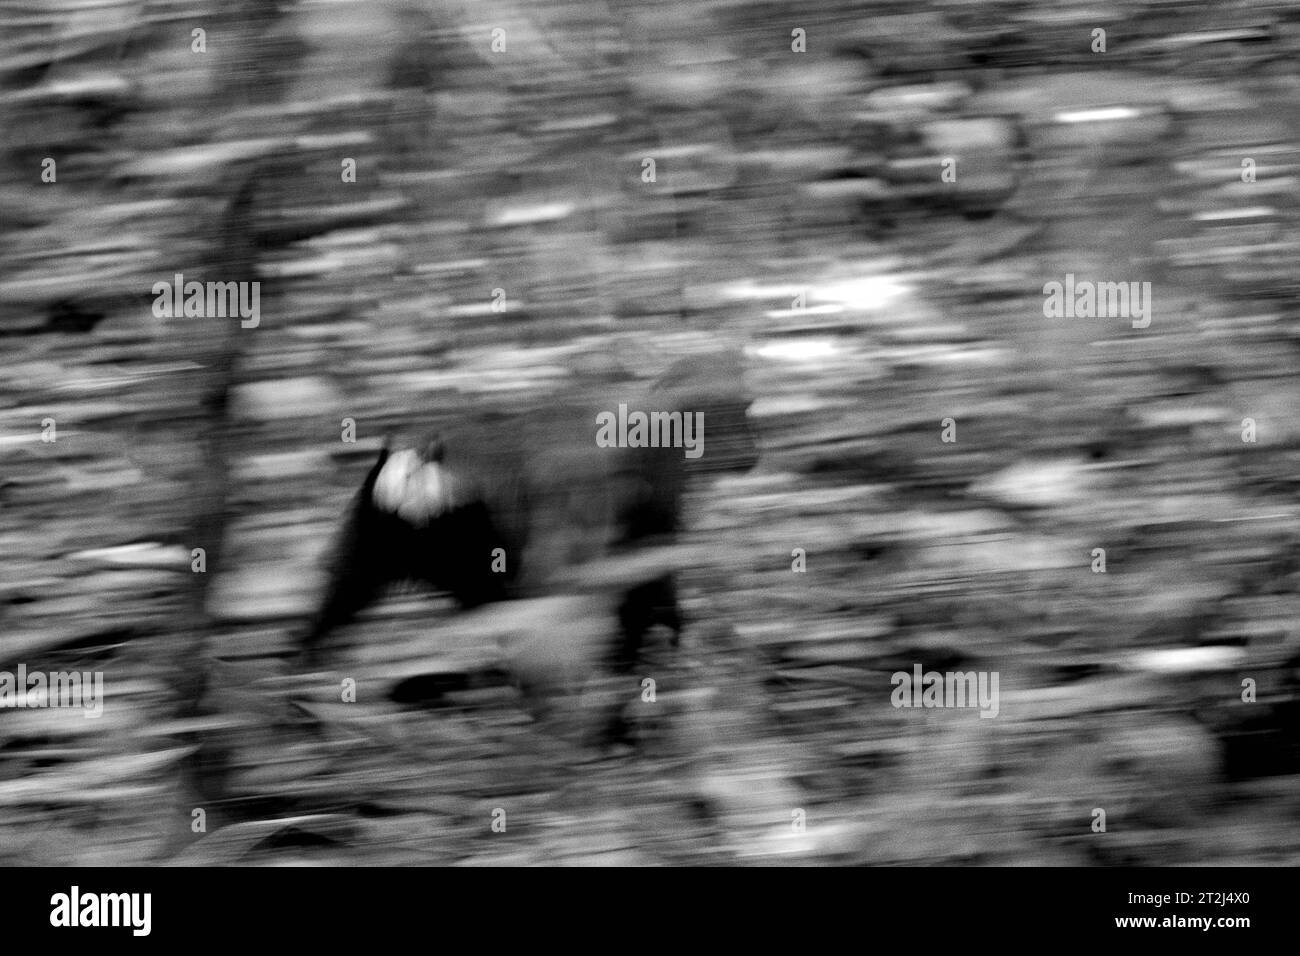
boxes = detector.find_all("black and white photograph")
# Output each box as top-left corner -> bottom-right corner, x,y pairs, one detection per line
0,0 -> 1294,925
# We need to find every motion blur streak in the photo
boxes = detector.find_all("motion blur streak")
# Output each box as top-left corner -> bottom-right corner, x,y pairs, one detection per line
0,0 -> 1297,865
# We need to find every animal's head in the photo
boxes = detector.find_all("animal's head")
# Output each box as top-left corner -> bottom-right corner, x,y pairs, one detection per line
365,438 -> 517,607
648,349 -> 759,477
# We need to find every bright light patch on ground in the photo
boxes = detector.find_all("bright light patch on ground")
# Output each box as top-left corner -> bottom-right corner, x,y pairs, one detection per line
815,275 -> 910,311
1056,106 -> 1141,124
753,338 -> 841,362
1193,207 -> 1275,222
1129,647 -> 1247,673
488,202 -> 575,227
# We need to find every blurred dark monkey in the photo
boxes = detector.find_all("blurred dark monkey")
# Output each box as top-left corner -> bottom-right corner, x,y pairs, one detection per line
300,350 -> 759,734
299,441 -> 517,662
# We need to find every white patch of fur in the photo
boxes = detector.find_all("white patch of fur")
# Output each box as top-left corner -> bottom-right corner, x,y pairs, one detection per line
372,450 -> 457,525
